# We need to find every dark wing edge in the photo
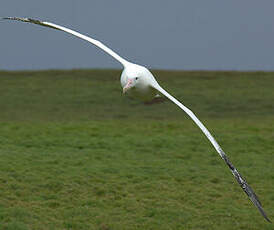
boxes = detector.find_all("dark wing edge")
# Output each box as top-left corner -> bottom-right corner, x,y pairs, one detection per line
154,84 -> 271,222
2,17 -> 61,30
222,153 -> 271,223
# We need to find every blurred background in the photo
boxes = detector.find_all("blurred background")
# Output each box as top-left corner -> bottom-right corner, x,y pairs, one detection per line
1,0 -> 274,71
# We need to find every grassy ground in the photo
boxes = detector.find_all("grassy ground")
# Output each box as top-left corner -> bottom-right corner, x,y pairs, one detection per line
0,69 -> 273,229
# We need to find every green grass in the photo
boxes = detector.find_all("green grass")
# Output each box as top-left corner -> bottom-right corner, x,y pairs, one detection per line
0,69 -> 273,229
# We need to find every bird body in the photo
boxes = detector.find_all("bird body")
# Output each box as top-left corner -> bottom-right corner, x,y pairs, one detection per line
2,17 -> 270,222
121,63 -> 159,102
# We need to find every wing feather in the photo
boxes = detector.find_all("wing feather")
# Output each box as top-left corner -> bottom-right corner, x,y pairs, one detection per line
153,84 -> 271,222
2,17 -> 130,67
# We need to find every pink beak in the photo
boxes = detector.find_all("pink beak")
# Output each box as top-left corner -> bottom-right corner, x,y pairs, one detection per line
123,79 -> 133,94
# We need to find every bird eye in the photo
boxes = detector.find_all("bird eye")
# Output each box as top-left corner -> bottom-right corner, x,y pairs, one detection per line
135,77 -> 138,80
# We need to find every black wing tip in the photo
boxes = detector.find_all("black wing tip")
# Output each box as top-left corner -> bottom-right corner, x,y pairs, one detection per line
1,17 -> 39,22
1,17 -> 10,21
265,216 -> 272,223
256,200 -> 271,223
242,180 -> 271,223
2,17 -> 27,22
254,196 -> 271,223
2,16 -> 22,20
1,17 -> 47,27
228,166 -> 271,222
2,17 -> 60,31
259,206 -> 271,223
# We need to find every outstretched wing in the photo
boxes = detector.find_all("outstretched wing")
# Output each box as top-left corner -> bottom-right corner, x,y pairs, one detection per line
153,83 -> 271,222
2,17 -> 130,68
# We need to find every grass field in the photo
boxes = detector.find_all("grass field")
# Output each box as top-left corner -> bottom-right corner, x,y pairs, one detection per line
0,69 -> 273,229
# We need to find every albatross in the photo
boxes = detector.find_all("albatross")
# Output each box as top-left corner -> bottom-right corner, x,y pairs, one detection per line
2,17 -> 271,222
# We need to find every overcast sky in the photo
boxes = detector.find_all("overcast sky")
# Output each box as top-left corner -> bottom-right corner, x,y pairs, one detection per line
1,0 -> 274,71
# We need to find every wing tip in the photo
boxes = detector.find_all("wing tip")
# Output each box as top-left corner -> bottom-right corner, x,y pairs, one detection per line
1,17 -> 50,29
258,205 -> 271,223
253,196 -> 271,223
2,17 -> 28,22
241,178 -> 271,223
1,17 -> 11,21
265,216 -> 272,223
1,17 -> 41,23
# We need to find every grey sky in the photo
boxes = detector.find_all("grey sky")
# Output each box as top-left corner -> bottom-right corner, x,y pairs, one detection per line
1,0 -> 274,70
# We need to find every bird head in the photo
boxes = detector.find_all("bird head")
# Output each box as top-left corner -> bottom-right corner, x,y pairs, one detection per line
122,75 -> 141,94
121,64 -> 157,97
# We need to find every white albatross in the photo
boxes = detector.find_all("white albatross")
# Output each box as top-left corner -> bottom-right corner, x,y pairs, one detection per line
2,17 -> 270,222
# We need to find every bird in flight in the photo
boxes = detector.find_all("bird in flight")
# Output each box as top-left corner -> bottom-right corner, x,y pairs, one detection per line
2,17 -> 271,222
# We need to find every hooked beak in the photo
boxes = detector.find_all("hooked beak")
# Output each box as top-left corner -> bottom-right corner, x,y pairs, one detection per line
123,79 -> 133,94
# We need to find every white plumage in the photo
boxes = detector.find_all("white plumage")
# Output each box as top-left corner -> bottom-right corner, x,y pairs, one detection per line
2,17 -> 270,222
